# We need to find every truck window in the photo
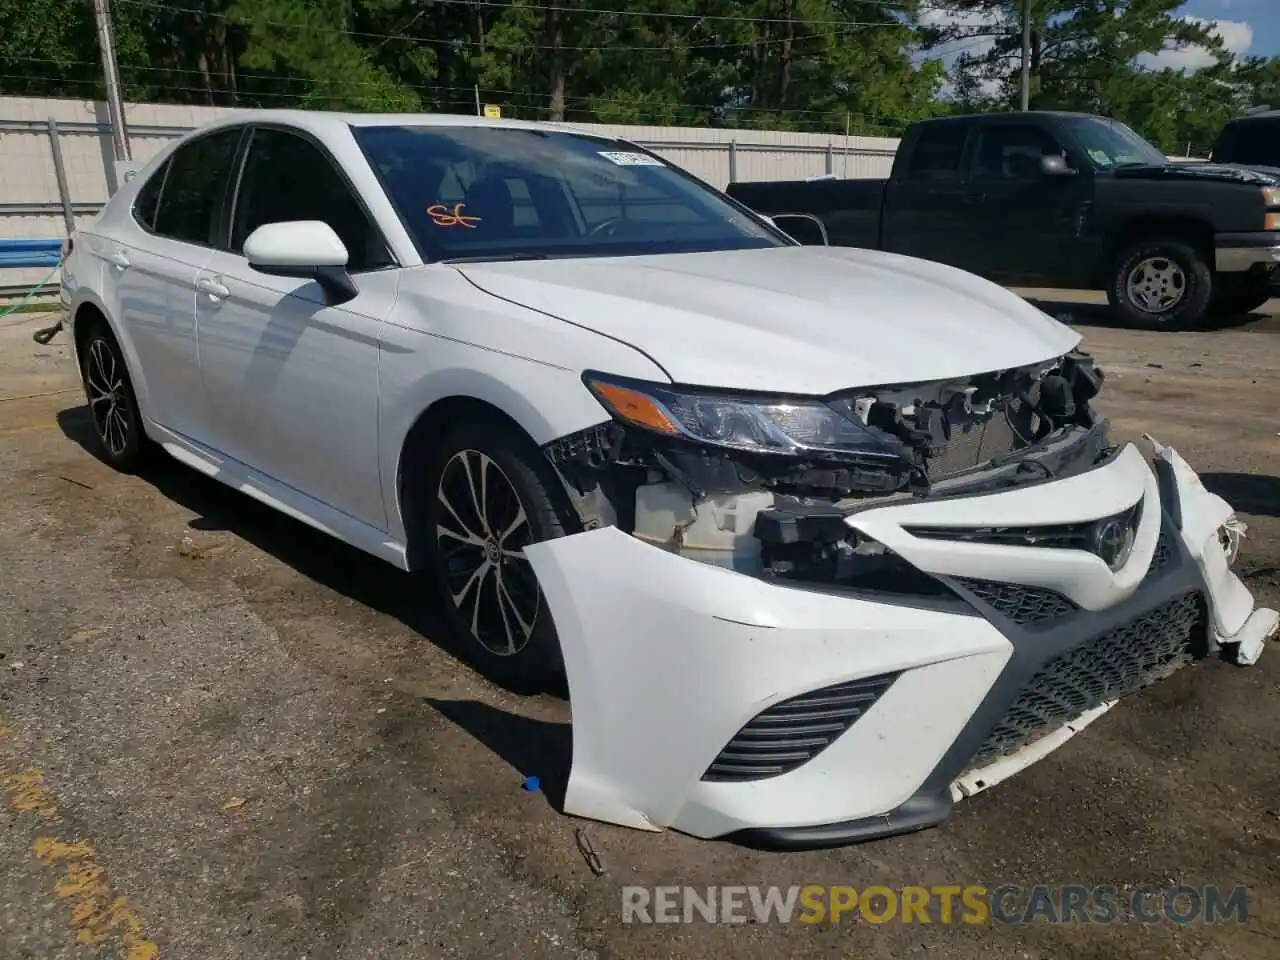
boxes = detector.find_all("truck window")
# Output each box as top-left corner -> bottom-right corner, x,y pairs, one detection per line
904,125 -> 967,181
1216,119 -> 1280,166
970,124 -> 1067,179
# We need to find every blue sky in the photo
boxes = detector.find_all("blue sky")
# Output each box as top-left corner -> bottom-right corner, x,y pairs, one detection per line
1153,0 -> 1278,65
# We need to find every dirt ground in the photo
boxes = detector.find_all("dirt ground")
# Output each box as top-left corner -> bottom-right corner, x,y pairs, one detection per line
0,294 -> 1277,959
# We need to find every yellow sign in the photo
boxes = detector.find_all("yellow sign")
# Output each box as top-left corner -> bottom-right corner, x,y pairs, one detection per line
483,104 -> 501,119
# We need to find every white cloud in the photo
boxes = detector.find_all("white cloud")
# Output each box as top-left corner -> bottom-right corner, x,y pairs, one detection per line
1140,17 -> 1253,72
913,7 -> 1010,98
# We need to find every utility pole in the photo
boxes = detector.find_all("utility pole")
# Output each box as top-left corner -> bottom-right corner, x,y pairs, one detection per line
92,0 -> 131,161
1019,0 -> 1031,111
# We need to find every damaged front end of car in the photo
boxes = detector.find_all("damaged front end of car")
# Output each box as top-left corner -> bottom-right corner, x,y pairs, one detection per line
524,349 -> 1275,846
543,349 -> 1111,585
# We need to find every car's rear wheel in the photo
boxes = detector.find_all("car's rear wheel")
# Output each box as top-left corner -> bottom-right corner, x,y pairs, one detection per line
1106,237 -> 1212,330
78,321 -> 155,473
420,417 -> 577,693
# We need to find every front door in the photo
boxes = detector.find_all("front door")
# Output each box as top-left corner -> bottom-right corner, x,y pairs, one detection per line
964,121 -> 1090,285
194,126 -> 400,531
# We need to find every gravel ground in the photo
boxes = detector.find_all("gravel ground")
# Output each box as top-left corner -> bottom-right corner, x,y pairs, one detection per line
1,295 -> 1277,959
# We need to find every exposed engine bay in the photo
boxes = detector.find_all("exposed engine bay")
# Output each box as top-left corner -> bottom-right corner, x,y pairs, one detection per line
544,350 -> 1111,584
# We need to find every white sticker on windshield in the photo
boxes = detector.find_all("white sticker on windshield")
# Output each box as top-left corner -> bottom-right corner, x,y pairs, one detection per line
598,151 -> 664,166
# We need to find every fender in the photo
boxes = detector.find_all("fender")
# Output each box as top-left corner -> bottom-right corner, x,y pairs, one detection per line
66,281 -> 158,431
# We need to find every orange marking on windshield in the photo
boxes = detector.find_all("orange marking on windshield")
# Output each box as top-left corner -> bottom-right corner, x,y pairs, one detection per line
426,203 -> 482,228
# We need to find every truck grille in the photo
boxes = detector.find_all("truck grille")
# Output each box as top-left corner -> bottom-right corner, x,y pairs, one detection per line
967,591 -> 1204,768
702,672 -> 899,782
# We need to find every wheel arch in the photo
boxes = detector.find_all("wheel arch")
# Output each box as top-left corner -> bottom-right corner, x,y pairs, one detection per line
69,291 -> 154,416
1096,215 -> 1215,287
391,377 -> 604,572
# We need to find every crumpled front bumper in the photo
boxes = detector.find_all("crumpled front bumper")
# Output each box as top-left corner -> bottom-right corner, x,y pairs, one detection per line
523,439 -> 1277,848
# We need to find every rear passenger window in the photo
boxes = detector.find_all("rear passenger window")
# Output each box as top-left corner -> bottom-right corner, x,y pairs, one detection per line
152,128 -> 243,247
905,125 -> 967,181
132,159 -> 169,231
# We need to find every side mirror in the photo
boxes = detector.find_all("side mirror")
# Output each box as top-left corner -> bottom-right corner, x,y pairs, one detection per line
1040,154 -> 1074,176
769,213 -> 830,246
243,220 -> 358,304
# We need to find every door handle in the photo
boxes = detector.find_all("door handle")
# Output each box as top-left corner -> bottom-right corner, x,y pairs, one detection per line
108,250 -> 130,269
196,276 -> 230,300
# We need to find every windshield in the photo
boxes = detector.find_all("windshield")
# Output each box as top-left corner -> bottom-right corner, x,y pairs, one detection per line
353,124 -> 786,262
1060,117 -> 1169,169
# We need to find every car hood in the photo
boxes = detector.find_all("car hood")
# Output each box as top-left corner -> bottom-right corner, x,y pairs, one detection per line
1114,162 -> 1280,185
454,246 -> 1081,394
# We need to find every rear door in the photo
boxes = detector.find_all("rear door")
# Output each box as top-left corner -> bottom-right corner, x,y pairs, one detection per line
964,119 -> 1091,285
100,126 -> 244,439
881,121 -> 982,270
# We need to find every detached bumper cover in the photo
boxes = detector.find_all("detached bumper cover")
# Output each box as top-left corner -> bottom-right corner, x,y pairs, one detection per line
523,440 -> 1276,847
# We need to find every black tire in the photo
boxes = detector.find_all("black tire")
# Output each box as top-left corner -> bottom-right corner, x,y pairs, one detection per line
1106,237 -> 1212,331
1209,275 -> 1272,318
77,320 -> 157,473
419,416 -> 579,694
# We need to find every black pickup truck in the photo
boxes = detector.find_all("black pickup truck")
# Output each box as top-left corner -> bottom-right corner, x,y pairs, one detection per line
726,111 -> 1280,329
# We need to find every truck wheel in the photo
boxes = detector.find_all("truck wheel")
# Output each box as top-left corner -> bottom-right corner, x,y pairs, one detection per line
1107,238 -> 1212,331
1209,275 -> 1272,318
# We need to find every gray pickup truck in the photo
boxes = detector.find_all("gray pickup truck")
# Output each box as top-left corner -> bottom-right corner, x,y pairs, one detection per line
727,111 -> 1280,329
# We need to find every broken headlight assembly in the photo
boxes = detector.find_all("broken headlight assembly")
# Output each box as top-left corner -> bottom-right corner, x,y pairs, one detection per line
582,372 -> 907,463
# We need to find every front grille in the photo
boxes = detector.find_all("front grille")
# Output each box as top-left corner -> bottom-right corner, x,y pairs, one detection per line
954,578 -> 1078,625
967,591 -> 1204,768
702,673 -> 898,782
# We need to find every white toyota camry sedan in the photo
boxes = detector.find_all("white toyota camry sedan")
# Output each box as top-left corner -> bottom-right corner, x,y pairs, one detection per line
60,110 -> 1276,849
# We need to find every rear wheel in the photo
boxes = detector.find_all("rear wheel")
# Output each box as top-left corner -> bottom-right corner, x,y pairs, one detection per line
78,321 -> 156,472
1106,237 -> 1212,331
419,417 -> 578,693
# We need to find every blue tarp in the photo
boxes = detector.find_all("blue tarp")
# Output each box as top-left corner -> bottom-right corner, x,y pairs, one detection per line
0,238 -> 62,268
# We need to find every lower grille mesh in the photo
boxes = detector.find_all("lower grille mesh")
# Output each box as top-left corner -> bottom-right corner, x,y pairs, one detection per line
702,673 -> 899,782
955,579 -> 1077,625
968,591 -> 1204,768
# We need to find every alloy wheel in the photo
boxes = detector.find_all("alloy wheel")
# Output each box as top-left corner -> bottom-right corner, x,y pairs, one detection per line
434,449 -> 540,656
84,337 -> 131,458
1125,256 -> 1187,315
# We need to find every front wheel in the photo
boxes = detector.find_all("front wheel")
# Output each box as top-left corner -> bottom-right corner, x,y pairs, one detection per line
1106,237 -> 1212,331
420,417 -> 578,693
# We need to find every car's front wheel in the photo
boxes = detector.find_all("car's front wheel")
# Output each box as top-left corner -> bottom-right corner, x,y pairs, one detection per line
78,320 -> 155,472
420,417 -> 578,693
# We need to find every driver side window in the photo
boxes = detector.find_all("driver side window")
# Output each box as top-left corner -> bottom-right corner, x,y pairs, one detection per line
970,125 -> 1067,180
231,128 -> 394,273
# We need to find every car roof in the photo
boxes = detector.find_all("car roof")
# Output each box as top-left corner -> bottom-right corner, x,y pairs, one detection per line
186,108 -> 611,141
